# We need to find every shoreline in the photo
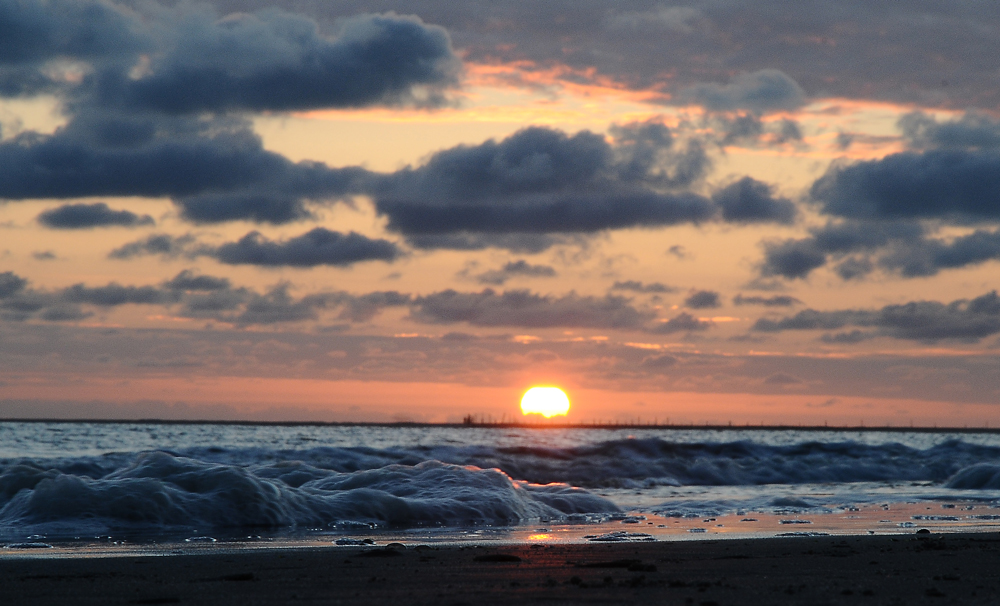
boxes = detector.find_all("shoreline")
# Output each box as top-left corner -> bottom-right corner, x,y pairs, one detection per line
2,532 -> 998,605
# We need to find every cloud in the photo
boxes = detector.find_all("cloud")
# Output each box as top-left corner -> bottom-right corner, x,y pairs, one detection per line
733,294 -> 802,307
711,177 -> 796,224
163,270 -> 231,292
0,120 -> 368,224
758,222 -> 924,280
474,260 -> 557,285
37,202 -> 154,229
878,229 -> 1000,277
62,283 -> 173,306
0,0 -> 144,96
684,290 -> 721,309
104,11 -> 460,114
0,271 -> 28,299
109,234 -> 196,259
372,125 -> 716,242
0,2 -> 459,111
0,3 -> 458,227
759,221 -> 1000,280
211,228 -> 401,267
674,69 -> 807,113
752,291 -> 1000,342
899,111 -> 1000,150
409,288 -> 655,329
649,312 -> 713,334
811,149 -> 1000,222
610,280 -> 677,294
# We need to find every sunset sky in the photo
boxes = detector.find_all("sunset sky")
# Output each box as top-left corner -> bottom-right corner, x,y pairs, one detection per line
1,0 -> 999,425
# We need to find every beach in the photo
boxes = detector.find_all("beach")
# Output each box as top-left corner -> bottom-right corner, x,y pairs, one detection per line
3,532 -> 999,605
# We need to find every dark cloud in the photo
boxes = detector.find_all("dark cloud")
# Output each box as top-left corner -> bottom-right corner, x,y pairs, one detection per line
1,1 -> 458,111
878,229 -> 1000,277
0,0 -> 144,96
759,222 -> 924,280
31,251 -> 56,261
0,120 -> 367,224
610,280 -> 677,294
231,284 -> 326,325
211,228 -> 400,267
899,111 -> 1000,150
712,177 -> 796,224
684,290 -> 721,309
752,291 -> 1000,342
62,283 -> 173,306
102,11 -> 460,114
649,312 -> 712,334
109,234 -> 195,259
733,294 -> 801,307
474,260 -> 557,285
760,221 -> 1000,280
163,270 -> 231,292
812,149 -> 1000,222
37,202 -> 154,229
0,271 -> 28,298
409,288 -> 654,329
372,125 -> 716,240
674,69 -> 807,113
0,2 -> 457,228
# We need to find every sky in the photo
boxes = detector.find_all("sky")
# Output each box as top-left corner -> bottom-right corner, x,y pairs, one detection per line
1,0 -> 999,426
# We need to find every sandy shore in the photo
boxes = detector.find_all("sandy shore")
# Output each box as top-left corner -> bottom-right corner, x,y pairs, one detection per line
2,533 -> 999,605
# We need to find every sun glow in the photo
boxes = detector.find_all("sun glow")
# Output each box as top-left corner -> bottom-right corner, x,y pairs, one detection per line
520,387 -> 570,418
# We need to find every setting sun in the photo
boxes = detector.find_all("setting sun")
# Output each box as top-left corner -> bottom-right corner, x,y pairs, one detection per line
520,387 -> 570,418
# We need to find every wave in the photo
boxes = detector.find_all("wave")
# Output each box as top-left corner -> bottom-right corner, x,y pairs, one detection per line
0,451 -> 617,538
2,437 -> 999,537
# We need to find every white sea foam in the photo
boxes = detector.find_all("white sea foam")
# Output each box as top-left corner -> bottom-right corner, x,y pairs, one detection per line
1,424 -> 1000,539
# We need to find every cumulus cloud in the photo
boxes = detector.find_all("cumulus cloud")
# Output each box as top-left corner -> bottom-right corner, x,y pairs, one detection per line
752,291 -> 1000,342
474,260 -> 557,285
372,125 -> 716,240
162,270 -> 231,292
812,149 -> 1000,221
0,271 -> 28,298
62,283 -> 173,306
103,11 -> 460,114
409,288 -> 655,329
1,1 -> 458,111
37,202 -> 154,229
899,111 -> 1000,150
108,234 -> 196,259
759,222 -> 924,280
211,228 -> 401,267
759,221 -> 1000,280
649,312 -> 713,334
0,1 -> 458,228
684,290 -> 721,309
712,177 -> 796,224
674,69 -> 807,113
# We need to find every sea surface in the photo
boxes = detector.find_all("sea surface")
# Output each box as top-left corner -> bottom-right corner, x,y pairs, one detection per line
2,422 -> 1000,546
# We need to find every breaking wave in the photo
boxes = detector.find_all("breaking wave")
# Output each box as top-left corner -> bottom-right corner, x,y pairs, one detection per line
2,436 -> 999,538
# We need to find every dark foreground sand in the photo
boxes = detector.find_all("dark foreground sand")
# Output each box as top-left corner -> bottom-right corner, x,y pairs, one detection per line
3,533 -> 1000,605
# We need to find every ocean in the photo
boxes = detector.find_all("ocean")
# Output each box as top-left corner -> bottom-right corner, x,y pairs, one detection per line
2,422 -> 1000,547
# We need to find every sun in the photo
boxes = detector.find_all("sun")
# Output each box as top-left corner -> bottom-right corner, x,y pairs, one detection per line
520,387 -> 570,418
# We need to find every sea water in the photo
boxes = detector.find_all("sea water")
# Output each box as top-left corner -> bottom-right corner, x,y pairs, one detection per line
1,422 -> 1000,546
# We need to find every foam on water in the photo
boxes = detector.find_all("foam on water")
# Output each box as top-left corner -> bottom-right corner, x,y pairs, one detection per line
1,423 -> 1000,541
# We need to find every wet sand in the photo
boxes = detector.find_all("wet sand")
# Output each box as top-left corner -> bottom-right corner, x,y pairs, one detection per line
2,532 -> 1000,605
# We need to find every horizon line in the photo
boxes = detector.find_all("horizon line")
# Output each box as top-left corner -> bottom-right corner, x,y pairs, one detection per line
0,417 -> 997,434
